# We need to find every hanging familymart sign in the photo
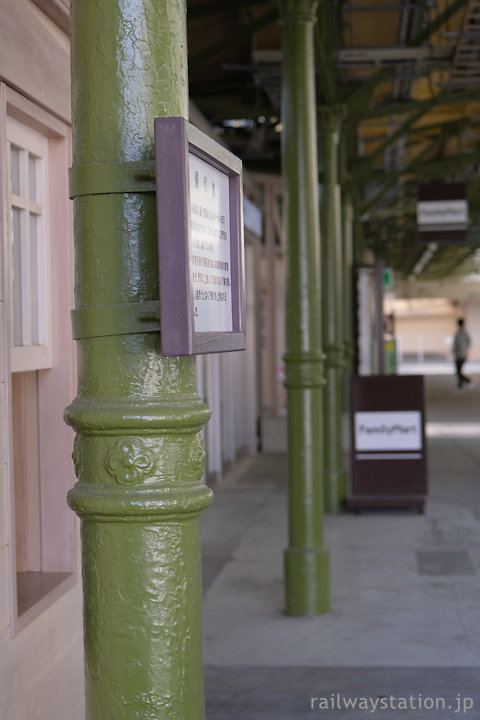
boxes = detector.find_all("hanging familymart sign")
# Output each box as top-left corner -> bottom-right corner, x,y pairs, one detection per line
417,182 -> 468,243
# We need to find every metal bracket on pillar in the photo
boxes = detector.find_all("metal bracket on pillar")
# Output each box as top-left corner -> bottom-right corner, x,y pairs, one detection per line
71,300 -> 160,340
69,161 -> 156,198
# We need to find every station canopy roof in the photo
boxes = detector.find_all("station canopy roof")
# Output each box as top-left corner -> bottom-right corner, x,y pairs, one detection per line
187,0 -> 480,282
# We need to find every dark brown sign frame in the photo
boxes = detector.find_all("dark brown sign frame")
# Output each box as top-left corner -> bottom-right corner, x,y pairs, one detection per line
417,182 -> 468,244
349,375 -> 427,512
154,116 -> 245,356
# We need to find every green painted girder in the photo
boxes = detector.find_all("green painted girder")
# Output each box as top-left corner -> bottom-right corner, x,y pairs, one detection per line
362,89 -> 480,120
361,142 -> 480,203
415,146 -> 480,182
407,117 -> 480,140
359,118 -> 477,212
408,0 -> 469,47
419,246 -> 477,280
340,0 -> 469,122
361,203 -> 416,222
342,68 -> 392,118
354,106 -> 432,177
360,149 -> 430,214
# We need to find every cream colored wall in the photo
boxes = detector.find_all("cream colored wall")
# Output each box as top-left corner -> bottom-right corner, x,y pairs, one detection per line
385,294 -> 480,363
0,2 -> 84,719
395,314 -> 455,359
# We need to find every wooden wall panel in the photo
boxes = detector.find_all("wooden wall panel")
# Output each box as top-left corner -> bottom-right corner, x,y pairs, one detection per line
0,587 -> 84,718
11,372 -> 41,573
39,129 -> 76,572
0,0 -> 70,123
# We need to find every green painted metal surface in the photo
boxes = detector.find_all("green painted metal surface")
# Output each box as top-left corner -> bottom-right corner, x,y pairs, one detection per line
341,184 -> 355,384
339,132 -> 355,382
65,1 -> 212,718
318,106 -> 347,514
277,0 -> 330,616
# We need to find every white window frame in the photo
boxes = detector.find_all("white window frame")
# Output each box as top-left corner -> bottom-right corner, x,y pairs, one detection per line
6,115 -> 52,372
1,85 -> 76,635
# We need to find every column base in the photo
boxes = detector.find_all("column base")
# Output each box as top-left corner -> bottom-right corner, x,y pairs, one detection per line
284,546 -> 330,616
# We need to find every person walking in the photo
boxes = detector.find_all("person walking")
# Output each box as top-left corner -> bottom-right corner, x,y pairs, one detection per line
453,318 -> 475,390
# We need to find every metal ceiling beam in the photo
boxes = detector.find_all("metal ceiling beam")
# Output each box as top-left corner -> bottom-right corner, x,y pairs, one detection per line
359,122 -> 456,212
336,45 -> 452,65
415,145 -> 480,180
408,0 -> 469,46
362,88 -> 480,119
355,106 -> 431,175
343,68 -> 392,117
361,203 -> 416,221
189,7 -> 278,66
343,2 -> 434,11
360,139 -> 480,214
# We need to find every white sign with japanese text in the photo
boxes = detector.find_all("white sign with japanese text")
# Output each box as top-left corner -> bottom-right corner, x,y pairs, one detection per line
189,153 -> 233,332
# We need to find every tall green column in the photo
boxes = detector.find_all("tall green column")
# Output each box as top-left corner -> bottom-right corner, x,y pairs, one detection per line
341,183 -> 355,379
65,2 -> 212,718
340,132 -> 355,380
277,0 -> 329,616
319,106 -> 347,513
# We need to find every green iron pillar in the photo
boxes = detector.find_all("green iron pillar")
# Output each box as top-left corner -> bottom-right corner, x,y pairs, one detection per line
277,0 -> 330,615
65,2 -> 212,719
340,133 -> 355,380
318,106 -> 347,513
341,182 -> 355,400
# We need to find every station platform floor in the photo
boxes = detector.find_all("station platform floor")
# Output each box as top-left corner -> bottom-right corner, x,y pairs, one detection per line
201,370 -> 480,719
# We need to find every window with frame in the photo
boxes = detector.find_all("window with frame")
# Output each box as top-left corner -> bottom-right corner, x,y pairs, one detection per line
1,86 -> 76,632
7,115 -> 52,372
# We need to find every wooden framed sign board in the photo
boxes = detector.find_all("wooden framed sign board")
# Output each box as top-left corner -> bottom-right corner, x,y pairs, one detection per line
154,116 -> 246,356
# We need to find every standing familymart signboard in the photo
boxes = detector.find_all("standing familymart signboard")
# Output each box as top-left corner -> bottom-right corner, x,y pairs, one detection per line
349,375 -> 427,511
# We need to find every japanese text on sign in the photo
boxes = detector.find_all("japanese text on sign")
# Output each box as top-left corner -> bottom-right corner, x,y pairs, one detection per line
189,153 -> 232,332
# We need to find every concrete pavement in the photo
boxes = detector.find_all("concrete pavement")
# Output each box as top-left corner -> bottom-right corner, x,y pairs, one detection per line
201,373 -> 480,719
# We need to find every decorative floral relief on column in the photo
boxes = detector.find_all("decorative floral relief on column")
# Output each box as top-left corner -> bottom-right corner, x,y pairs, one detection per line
106,438 -> 156,485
